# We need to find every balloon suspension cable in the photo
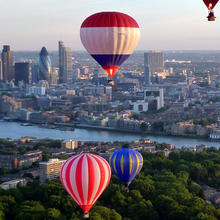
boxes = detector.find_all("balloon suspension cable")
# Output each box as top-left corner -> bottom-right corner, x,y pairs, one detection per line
83,212 -> 89,218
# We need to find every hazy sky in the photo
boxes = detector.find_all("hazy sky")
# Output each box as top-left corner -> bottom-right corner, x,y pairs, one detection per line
1,0 -> 220,51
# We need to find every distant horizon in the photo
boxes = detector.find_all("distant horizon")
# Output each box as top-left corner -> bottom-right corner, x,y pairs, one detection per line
12,50 -> 220,53
1,1 -> 220,50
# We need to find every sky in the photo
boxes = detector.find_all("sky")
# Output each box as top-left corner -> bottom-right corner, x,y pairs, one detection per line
1,0 -> 220,51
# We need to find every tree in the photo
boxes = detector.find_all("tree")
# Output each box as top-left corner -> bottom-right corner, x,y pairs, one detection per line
46,208 -> 64,220
140,122 -> 148,132
196,212 -> 217,220
188,181 -> 202,196
169,152 -> 180,161
90,206 -> 122,220
128,200 -> 159,220
152,121 -> 164,132
190,162 -> 208,181
15,201 -> 45,220
188,196 -> 205,216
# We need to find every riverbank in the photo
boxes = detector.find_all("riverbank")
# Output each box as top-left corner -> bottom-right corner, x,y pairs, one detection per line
75,123 -> 211,141
3,118 -> 212,142
0,121 -> 219,148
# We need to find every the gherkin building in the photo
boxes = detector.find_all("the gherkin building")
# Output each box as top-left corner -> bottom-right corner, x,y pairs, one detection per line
38,47 -> 51,82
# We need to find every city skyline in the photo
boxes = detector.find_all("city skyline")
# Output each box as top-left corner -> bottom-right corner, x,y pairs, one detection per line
1,0 -> 220,51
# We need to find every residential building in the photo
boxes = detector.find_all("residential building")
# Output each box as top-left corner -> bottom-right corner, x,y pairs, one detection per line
0,95 -> 22,115
15,150 -> 42,168
28,86 -> 46,96
39,158 -> 66,183
0,150 -> 42,169
61,140 -> 78,150
0,155 -> 15,169
1,45 -> 14,82
0,179 -> 27,190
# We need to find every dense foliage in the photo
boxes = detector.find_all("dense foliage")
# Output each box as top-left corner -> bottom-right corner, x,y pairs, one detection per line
0,149 -> 220,219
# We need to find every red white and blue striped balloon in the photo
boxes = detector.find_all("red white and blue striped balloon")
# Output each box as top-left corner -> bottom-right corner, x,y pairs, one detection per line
80,12 -> 140,78
60,153 -> 111,217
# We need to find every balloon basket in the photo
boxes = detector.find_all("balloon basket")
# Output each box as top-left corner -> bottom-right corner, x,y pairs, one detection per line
125,187 -> 129,193
83,212 -> 89,218
207,11 -> 216,21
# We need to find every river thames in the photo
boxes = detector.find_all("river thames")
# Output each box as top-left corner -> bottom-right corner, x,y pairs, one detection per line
0,121 -> 219,148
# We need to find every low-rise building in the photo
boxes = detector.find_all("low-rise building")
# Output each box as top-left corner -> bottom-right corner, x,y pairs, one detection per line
0,178 -> 27,190
0,150 -> 42,169
171,121 -> 195,136
131,100 -> 148,113
28,86 -> 46,96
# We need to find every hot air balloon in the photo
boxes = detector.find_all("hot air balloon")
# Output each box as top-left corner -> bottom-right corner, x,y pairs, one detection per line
110,148 -> 143,191
80,12 -> 140,78
203,0 -> 219,21
60,153 -> 111,218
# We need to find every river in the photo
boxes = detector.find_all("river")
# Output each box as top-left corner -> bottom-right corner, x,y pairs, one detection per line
0,121 -> 219,148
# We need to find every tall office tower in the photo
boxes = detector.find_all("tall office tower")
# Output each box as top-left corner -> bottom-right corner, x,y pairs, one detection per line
14,62 -> 31,86
1,45 -> 14,82
144,51 -> 164,85
58,41 -> 72,83
31,63 -> 39,83
38,47 -> 51,82
50,67 -> 58,85
144,65 -> 151,86
0,59 -> 2,81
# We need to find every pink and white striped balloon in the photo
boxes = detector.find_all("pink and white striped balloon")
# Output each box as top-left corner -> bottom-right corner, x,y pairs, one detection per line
60,153 -> 111,217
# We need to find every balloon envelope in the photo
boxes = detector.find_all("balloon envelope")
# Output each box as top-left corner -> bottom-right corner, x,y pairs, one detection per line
80,12 -> 140,78
110,148 -> 143,187
60,153 -> 111,214
203,0 -> 219,10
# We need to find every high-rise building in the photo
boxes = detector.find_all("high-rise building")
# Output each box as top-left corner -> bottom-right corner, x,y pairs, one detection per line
30,63 -> 39,83
39,158 -> 66,183
15,62 -> 31,86
0,59 -> 2,81
50,68 -> 58,85
38,47 -> 51,82
1,45 -> 14,82
144,65 -> 151,86
144,51 -> 164,85
58,41 -> 72,83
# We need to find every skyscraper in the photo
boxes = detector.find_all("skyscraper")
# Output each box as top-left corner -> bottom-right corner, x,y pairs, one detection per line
39,47 -> 51,82
0,59 -> 2,81
15,62 -> 31,86
1,45 -> 14,82
58,41 -> 72,83
144,51 -> 164,85
144,65 -> 151,86
30,63 -> 39,83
